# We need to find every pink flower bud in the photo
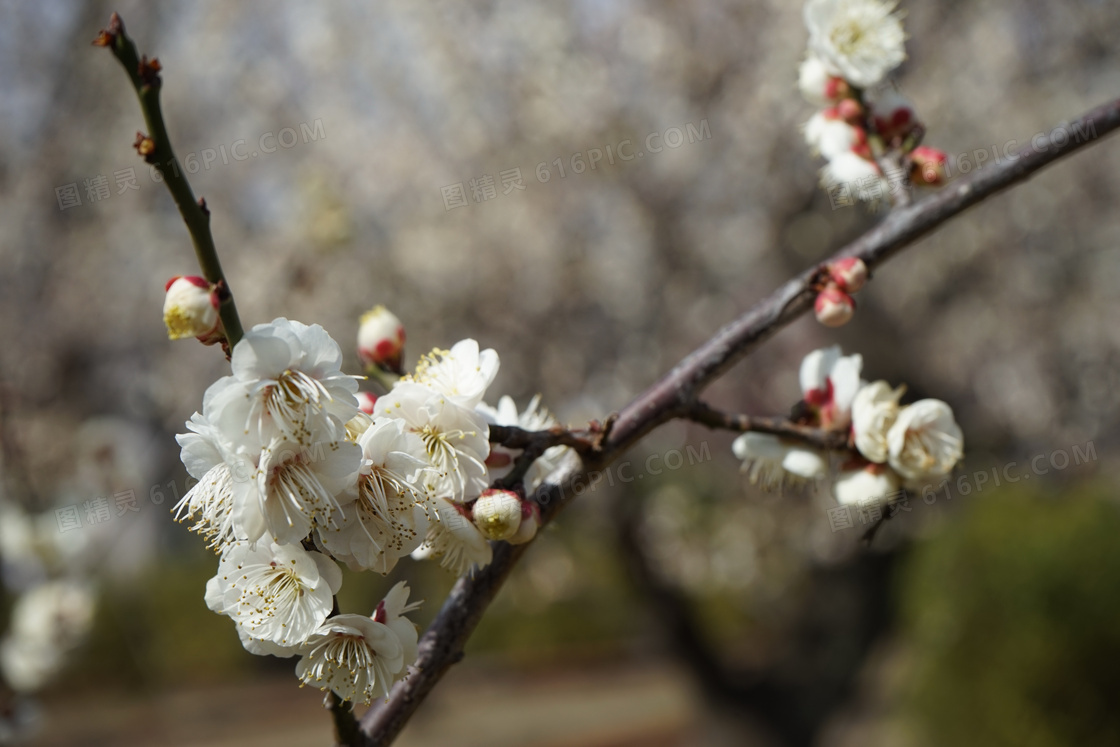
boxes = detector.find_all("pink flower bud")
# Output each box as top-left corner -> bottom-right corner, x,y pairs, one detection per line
815,285 -> 855,327
910,145 -> 949,185
836,97 -> 863,124
507,501 -> 540,545
357,305 -> 405,374
824,77 -> 850,101
828,257 -> 868,293
355,391 -> 377,415
163,276 -> 219,340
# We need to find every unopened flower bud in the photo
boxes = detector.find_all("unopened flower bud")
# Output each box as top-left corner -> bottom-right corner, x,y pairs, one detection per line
828,257 -> 868,293
355,391 -> 377,415
868,88 -> 919,142
910,145 -> 948,185
357,305 -> 405,374
507,501 -> 540,545
472,489 -> 522,541
163,276 -> 219,340
815,285 -> 855,327
836,97 -> 863,124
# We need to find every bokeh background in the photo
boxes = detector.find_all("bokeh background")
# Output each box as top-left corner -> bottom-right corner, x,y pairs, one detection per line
2,1 -> 1120,745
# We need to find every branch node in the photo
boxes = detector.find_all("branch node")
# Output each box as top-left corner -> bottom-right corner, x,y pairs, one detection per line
132,131 -> 156,162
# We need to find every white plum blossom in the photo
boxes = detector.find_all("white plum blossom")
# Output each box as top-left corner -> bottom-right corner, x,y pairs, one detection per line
235,622 -> 301,658
230,435 -> 361,547
888,400 -> 964,482
851,380 -> 904,463
732,432 -> 828,491
295,614 -> 403,703
803,110 -> 863,160
212,318 -> 360,448
820,151 -> 890,205
476,394 -> 570,490
412,497 -> 493,575
804,0 -> 906,88
294,581 -> 421,703
174,409 -> 243,552
207,541 -> 342,647
800,345 -> 864,428
833,463 -> 901,507
376,382 -> 490,504
375,581 -> 422,670
405,339 -> 499,409
318,418 -> 432,574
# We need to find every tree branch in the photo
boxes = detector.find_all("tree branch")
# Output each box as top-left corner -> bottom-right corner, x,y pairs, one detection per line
357,98 -> 1120,746
329,693 -> 361,747
95,14 -> 244,349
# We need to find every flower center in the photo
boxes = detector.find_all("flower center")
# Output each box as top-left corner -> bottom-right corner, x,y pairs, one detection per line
831,20 -> 866,56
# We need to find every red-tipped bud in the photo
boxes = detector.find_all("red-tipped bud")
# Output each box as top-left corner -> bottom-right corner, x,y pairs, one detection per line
868,89 -> 919,142
355,391 -> 378,415
814,285 -> 855,327
828,257 -> 868,294
507,501 -> 541,545
472,489 -> 522,541
824,77 -> 850,101
163,276 -> 220,340
910,145 -> 949,185
836,97 -> 863,124
357,305 -> 405,374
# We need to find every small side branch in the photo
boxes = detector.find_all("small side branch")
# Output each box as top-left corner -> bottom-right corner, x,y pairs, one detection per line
95,14 -> 244,348
487,424 -> 595,454
678,400 -> 851,452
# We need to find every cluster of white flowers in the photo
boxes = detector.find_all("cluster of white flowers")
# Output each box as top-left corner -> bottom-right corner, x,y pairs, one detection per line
732,345 -> 963,513
172,310 -> 559,702
798,0 -> 949,206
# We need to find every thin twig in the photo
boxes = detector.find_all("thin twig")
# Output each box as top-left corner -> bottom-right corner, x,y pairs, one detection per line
95,14 -> 244,349
677,400 -> 851,452
357,96 -> 1120,746
487,424 -> 595,454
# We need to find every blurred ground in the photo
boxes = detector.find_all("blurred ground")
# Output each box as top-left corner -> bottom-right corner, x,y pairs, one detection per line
37,660 -> 698,747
